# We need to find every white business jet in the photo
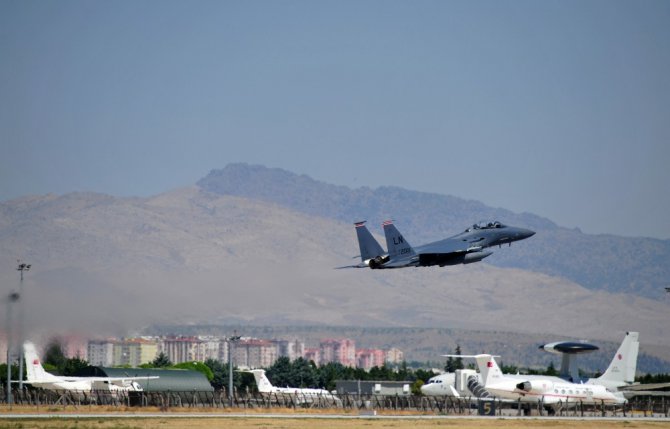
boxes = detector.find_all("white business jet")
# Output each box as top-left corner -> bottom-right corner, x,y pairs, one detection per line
243,369 -> 340,405
462,353 -> 626,411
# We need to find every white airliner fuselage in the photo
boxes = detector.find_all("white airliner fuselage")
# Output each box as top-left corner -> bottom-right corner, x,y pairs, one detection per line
423,332 -> 639,401
471,354 -> 626,407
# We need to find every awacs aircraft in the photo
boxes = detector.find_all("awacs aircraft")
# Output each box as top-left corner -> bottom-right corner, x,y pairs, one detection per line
23,342 -> 157,393
340,220 -> 534,269
539,331 -> 639,390
243,369 -> 341,406
422,332 -> 639,398
461,354 -> 626,411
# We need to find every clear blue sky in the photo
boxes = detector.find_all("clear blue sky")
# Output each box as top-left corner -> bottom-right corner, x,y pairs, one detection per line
1,0 -> 669,238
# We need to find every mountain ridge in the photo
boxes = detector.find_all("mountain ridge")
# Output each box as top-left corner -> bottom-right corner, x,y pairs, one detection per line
1,166 -> 668,370
197,163 -> 670,298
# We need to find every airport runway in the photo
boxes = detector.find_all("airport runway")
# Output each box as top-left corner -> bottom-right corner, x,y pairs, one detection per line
1,412 -> 668,421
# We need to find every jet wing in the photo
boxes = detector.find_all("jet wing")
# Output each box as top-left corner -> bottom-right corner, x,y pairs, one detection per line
620,382 -> 670,391
416,238 -> 479,254
58,376 -> 159,383
381,256 -> 420,268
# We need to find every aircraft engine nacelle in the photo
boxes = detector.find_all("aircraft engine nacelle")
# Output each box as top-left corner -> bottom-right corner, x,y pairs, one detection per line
515,380 -> 553,394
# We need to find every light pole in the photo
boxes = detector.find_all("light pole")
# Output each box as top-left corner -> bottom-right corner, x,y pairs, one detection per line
16,261 -> 30,391
227,333 -> 240,407
5,291 -> 20,406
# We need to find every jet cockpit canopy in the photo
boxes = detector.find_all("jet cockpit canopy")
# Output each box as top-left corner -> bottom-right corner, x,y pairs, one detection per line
465,221 -> 505,232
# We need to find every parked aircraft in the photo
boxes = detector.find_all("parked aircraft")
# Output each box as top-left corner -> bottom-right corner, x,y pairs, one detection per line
422,332 -> 639,398
243,369 -> 341,405
462,354 -> 626,411
23,342 -> 157,393
340,220 -> 534,269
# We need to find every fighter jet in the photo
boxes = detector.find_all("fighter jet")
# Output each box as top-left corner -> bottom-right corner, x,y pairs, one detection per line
341,219 -> 534,269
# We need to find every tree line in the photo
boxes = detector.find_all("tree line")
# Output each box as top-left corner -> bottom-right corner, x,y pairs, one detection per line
3,341 -> 668,393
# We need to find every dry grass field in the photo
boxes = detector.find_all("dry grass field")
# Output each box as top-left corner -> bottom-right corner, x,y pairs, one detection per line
1,416 -> 669,429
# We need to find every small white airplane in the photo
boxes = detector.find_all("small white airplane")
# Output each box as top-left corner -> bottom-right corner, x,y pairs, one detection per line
464,353 -> 626,411
421,332 -> 639,398
243,369 -> 341,405
23,342 -> 157,393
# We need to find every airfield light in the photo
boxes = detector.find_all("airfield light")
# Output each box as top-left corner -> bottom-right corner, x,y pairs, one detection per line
227,333 -> 241,407
5,291 -> 20,406
16,261 -> 30,390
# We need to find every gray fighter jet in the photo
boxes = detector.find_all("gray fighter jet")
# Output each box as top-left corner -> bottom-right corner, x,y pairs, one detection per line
341,220 -> 534,269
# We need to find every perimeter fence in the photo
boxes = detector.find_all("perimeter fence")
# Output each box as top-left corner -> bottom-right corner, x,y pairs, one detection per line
1,388 -> 668,417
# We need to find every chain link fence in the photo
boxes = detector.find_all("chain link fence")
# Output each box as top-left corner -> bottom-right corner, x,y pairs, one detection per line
1,388 -> 668,417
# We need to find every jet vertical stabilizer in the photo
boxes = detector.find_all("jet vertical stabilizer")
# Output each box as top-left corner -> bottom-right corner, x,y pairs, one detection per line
336,221 -> 388,268
24,342 -> 60,383
247,369 -> 274,393
443,354 -> 504,388
589,332 -> 639,390
383,220 -> 416,259
355,221 -> 385,263
475,354 -> 505,387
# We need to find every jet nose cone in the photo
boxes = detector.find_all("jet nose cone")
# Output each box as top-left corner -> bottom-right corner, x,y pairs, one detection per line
420,384 -> 435,396
518,228 -> 535,239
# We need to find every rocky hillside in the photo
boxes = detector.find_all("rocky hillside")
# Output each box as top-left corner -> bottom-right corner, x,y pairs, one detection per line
1,187 -> 668,364
198,164 -> 670,298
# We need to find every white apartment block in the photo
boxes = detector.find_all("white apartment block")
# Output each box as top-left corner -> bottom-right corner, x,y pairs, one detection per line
87,339 -> 115,366
112,339 -> 158,367
275,338 -> 305,361
162,336 -> 203,364
385,347 -> 404,365
234,339 -> 278,368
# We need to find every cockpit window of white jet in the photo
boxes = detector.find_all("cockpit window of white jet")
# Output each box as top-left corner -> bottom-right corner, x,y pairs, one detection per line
339,220 -> 535,269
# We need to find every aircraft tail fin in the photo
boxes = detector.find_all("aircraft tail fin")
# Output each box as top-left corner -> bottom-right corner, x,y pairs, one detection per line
354,221 -> 385,262
444,354 -> 502,388
474,354 -> 504,387
247,369 -> 274,393
24,342 -> 60,383
382,220 -> 416,259
596,332 -> 639,385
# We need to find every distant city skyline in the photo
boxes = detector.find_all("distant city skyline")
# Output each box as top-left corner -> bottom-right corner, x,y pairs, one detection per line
1,1 -> 668,239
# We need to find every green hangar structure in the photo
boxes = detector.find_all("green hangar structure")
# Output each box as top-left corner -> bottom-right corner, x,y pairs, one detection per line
76,367 -> 214,392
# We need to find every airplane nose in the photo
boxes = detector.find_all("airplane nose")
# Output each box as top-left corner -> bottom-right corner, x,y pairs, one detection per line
518,228 -> 535,239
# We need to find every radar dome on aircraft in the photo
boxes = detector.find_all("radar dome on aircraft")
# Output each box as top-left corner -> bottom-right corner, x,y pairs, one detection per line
540,340 -> 599,382
540,341 -> 599,355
